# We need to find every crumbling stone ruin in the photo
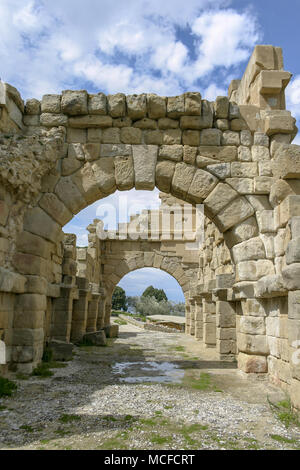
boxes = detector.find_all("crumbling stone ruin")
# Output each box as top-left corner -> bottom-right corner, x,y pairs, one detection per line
0,45 -> 300,410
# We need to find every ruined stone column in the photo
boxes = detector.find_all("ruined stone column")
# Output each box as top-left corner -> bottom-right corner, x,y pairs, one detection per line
86,289 -> 100,333
70,277 -> 91,343
194,296 -> 203,340
189,299 -> 196,336
185,302 -> 191,335
216,300 -> 237,361
96,293 -> 106,330
202,295 -> 216,348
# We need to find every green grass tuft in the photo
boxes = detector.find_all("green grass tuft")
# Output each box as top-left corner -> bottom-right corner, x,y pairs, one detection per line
59,414 -> 81,423
0,376 -> 17,397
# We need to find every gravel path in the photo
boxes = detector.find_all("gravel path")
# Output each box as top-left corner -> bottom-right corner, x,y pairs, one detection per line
0,321 -> 299,450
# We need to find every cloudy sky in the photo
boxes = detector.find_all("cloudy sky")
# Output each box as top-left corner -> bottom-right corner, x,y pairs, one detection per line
2,0 -> 299,301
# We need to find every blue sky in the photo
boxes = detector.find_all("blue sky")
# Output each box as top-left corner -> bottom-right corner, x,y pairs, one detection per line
1,0 -> 299,301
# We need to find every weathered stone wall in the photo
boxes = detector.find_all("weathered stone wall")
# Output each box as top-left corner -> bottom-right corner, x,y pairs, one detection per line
0,44 -> 299,410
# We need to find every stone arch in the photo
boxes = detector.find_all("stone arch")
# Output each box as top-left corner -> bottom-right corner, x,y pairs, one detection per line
1,45 -> 300,410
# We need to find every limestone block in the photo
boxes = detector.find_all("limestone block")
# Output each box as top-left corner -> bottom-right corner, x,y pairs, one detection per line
68,115 -> 112,128
254,132 -> 269,147
200,129 -> 222,146
240,130 -> 253,147
224,217 -> 258,248
214,197 -> 254,232
214,96 -> 229,119
216,301 -> 236,328
182,130 -> 200,146
290,379 -> 300,410
221,131 -> 240,146
23,207 -> 61,244
126,94 -> 147,119
266,317 -> 280,337
12,328 -> 44,347
252,146 -> 270,161
239,317 -> 265,335
232,237 -> 265,263
231,162 -> 258,177
113,117 -> 132,128
288,318 -> 300,344
41,94 -> 61,113
67,128 -> 87,143
290,217 -> 300,239
132,145 -> 158,190
288,291 -> 300,320
40,113 -> 68,127
16,231 -> 52,260
102,128 -> 120,144
163,129 -> 182,145
180,102 -> 213,129
270,180 -> 293,207
133,118 -> 157,129
255,274 -> 286,298
282,264 -> 300,290
238,146 -> 252,162
104,324 -> 119,338
259,161 -> 272,176
91,157 -> 116,195
39,193 -> 72,226
246,195 -> 271,211
100,143 -> 132,157
254,176 -> 274,194
215,119 -> 229,131
157,117 -> 178,129
256,210 -> 275,233
55,176 -> 87,213
286,237 -> 300,264
204,183 -> 238,217
272,144 -> 300,179
184,92 -> 201,115
159,145 -> 183,162
260,233 -> 275,259
207,163 -> 230,180
83,330 -> 107,346
237,333 -> 269,355
147,94 -> 166,119
274,229 -> 286,257
171,162 -> 195,199
279,196 -> 300,227
0,201 -> 9,226
144,130 -> 163,145
197,146 -> 237,162
226,178 -> 253,194
155,160 -> 175,193
114,155 -> 134,191
236,259 -> 275,281
107,93 -> 126,117
167,95 -> 185,118
264,113 -> 296,136
25,98 -> 41,115
88,93 -> 107,115
61,90 -> 88,115
231,119 -> 248,131
238,352 -> 267,373
48,340 -> 73,361
187,169 -> 218,203
241,299 -> 266,317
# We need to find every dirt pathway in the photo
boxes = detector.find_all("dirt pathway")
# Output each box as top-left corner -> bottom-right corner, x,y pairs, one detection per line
0,321 -> 299,450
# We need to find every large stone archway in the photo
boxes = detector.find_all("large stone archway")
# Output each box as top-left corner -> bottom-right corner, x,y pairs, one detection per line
0,45 -> 300,409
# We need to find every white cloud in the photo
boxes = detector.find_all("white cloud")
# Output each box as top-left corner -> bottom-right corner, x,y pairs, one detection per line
0,0 -> 260,100
286,75 -> 300,119
203,83 -> 227,101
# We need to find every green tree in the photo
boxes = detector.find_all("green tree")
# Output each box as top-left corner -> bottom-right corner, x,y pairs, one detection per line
142,285 -> 168,302
112,286 -> 127,311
